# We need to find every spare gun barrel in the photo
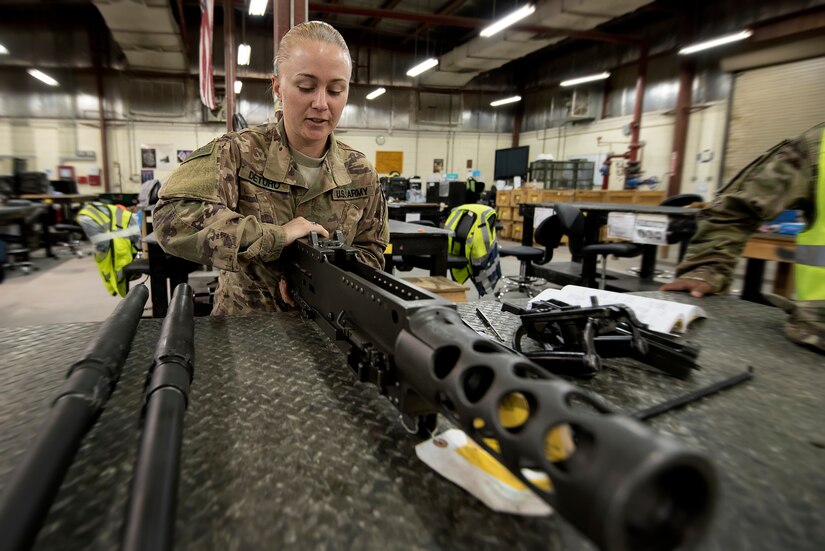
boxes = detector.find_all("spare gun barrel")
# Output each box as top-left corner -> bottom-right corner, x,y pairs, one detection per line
122,283 -> 195,551
0,284 -> 149,551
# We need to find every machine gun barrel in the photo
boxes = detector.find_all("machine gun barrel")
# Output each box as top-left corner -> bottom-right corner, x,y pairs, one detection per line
285,235 -> 717,551
122,283 -> 195,551
0,284 -> 149,551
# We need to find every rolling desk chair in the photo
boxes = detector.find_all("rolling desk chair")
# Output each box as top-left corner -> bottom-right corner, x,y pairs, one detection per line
555,203 -> 643,290
0,200 -> 41,275
496,215 -> 561,297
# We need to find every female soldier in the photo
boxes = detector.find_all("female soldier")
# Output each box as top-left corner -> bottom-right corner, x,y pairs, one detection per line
153,21 -> 389,315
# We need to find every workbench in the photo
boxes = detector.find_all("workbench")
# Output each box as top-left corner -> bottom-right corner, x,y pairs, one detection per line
1,295 -> 823,550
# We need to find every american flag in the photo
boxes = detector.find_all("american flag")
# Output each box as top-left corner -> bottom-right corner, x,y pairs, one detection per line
199,0 -> 217,110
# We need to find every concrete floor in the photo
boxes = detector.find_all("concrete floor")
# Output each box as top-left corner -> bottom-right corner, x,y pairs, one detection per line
0,238 -> 760,327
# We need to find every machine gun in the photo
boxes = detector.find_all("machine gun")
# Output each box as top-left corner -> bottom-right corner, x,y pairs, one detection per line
502,299 -> 701,379
284,232 -> 717,551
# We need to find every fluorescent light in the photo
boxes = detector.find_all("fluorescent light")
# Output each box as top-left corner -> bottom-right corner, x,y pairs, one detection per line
0,44 -> 8,55
27,69 -> 59,87
237,43 -> 251,66
406,58 -> 438,77
248,0 -> 268,16
234,80 -> 243,94
366,87 -> 386,100
560,72 -> 610,87
490,95 -> 522,107
481,4 -> 536,37
679,30 -> 753,55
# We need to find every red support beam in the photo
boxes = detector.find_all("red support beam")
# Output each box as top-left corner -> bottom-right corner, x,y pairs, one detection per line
668,61 -> 694,197
224,0 -> 236,133
628,45 -> 648,164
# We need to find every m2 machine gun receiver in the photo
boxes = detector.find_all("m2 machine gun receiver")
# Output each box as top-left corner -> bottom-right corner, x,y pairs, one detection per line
284,231 -> 717,551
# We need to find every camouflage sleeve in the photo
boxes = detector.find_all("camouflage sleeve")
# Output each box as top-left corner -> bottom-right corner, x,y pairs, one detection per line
676,138 -> 813,293
154,139 -> 286,271
351,171 -> 389,270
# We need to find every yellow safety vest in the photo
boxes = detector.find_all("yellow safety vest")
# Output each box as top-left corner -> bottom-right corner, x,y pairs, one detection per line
445,204 -> 501,295
77,203 -> 138,297
795,128 -> 825,301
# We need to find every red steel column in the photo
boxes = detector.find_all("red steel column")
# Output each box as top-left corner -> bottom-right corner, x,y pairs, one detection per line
224,0 -> 236,133
668,61 -> 695,197
628,45 -> 648,163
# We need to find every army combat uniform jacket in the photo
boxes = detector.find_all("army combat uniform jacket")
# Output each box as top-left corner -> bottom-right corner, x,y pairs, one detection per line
676,122 -> 824,350
154,115 -> 389,315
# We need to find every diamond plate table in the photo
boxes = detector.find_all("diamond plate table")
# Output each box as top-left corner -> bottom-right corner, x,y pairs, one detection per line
1,295 -> 824,550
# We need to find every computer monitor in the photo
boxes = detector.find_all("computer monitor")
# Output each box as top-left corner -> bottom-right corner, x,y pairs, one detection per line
16,172 -> 49,195
494,146 -> 529,180
51,179 -> 79,194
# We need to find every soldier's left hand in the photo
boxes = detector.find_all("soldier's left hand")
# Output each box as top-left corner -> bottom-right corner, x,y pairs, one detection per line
279,279 -> 296,307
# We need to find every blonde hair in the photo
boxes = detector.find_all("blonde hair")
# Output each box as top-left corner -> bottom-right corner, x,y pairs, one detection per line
273,21 -> 351,77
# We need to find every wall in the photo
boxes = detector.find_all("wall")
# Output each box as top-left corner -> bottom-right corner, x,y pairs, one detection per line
2,101 -> 726,197
518,101 -> 728,194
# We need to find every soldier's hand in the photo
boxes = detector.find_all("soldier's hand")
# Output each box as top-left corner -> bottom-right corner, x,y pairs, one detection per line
659,278 -> 716,298
279,279 -> 296,307
283,217 -> 330,246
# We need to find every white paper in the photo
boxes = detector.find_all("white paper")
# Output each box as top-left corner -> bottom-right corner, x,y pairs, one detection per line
633,214 -> 669,245
416,429 -> 553,516
405,213 -> 421,222
607,212 -> 636,240
529,285 -> 707,334
534,207 -> 555,229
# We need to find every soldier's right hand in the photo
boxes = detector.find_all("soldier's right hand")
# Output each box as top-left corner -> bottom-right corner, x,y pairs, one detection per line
659,278 -> 716,298
283,216 -> 330,246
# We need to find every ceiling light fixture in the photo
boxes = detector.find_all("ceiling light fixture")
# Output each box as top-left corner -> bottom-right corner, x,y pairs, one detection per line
27,68 -> 59,87
0,44 -> 9,55
234,80 -> 243,94
406,58 -> 438,77
481,4 -> 536,38
490,96 -> 522,107
237,43 -> 251,66
560,72 -> 610,87
366,87 -> 386,100
248,0 -> 268,16
679,29 -> 753,55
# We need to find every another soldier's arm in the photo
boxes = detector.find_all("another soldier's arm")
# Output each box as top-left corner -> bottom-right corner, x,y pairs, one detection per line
154,139 -> 288,271
671,139 -> 812,294
350,176 -> 390,269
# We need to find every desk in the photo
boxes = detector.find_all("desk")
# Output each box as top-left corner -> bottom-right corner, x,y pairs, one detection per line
18,194 -> 96,222
742,233 -> 795,304
387,202 -> 441,223
1,296 -> 823,549
386,219 -> 453,277
521,202 -> 698,291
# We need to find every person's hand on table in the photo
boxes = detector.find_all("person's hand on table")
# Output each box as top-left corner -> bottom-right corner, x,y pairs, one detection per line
659,278 -> 715,298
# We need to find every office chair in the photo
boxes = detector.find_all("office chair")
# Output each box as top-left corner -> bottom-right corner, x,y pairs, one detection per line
0,200 -> 41,275
50,223 -> 86,257
496,215 -> 562,297
555,203 -> 642,290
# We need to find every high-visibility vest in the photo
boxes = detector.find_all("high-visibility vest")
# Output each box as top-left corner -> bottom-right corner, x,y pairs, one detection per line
795,127 -> 825,301
77,202 -> 139,297
445,204 -> 501,296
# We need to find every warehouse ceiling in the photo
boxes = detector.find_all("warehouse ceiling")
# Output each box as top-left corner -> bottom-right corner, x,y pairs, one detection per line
2,0 -> 825,90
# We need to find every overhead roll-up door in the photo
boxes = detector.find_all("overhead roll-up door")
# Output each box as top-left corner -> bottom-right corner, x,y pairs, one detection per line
723,56 -> 825,184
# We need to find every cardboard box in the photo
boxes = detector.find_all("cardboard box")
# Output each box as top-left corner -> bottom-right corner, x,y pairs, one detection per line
498,222 -> 513,239
402,276 -> 468,302
496,190 -> 512,206
499,207 -> 513,221
512,223 -> 524,242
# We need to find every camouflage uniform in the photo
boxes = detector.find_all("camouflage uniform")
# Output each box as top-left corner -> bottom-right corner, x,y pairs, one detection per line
676,122 -> 824,352
154,114 -> 389,315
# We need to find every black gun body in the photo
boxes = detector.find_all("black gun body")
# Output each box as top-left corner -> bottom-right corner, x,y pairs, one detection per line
0,285 -> 149,551
285,236 -> 717,551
